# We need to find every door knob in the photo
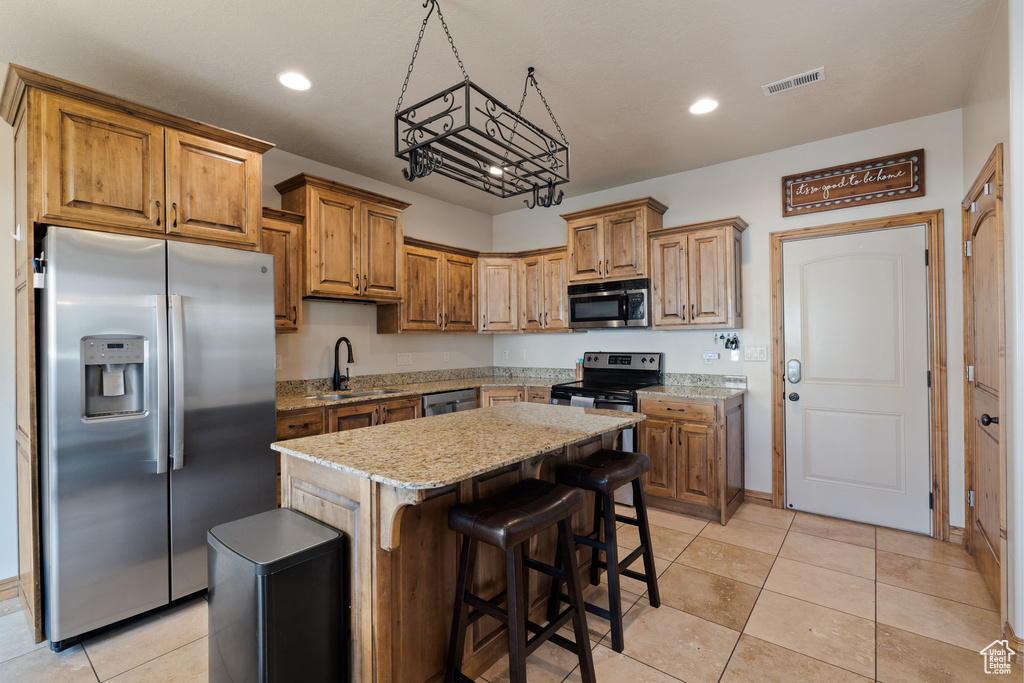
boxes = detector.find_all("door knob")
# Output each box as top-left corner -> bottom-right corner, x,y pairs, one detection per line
788,393 -> 800,402
980,414 -> 999,426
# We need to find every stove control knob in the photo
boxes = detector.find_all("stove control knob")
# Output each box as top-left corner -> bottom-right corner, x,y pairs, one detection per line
641,357 -> 647,363
649,356 -> 656,364
586,356 -> 592,362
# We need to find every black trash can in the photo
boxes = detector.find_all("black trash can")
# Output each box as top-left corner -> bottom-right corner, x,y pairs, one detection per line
208,508 -> 344,683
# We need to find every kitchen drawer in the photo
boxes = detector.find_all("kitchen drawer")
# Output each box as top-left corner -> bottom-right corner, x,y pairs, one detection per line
276,408 -> 325,439
639,397 -> 717,423
526,387 -> 551,404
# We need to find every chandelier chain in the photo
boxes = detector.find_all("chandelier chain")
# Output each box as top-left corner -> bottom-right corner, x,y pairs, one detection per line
531,74 -> 568,145
395,0 -> 469,114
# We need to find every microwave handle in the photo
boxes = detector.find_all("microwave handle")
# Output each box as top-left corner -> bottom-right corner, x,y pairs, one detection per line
620,295 -> 629,322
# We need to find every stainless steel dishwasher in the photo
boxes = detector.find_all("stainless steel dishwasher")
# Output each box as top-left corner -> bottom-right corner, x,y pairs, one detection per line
422,388 -> 478,416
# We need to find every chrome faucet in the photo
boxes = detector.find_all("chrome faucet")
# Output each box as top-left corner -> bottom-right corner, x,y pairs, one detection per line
332,337 -> 354,390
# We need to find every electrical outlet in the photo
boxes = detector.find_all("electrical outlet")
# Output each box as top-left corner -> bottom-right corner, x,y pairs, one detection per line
443,351 -> 450,363
275,354 -> 282,371
397,353 -> 412,366
743,346 -> 768,361
502,349 -> 509,360
519,349 -> 526,360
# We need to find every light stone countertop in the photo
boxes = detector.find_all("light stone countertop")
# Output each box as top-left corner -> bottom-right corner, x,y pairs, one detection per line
276,376 -> 565,412
271,402 -> 644,490
636,385 -> 746,400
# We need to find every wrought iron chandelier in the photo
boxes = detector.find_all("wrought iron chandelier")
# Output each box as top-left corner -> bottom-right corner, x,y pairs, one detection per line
394,0 -> 570,209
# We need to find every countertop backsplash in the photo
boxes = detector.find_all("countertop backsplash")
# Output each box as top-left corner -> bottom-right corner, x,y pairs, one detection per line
277,367 -> 745,397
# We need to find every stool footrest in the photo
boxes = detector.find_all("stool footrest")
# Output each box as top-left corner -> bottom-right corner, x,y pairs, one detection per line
524,608 -> 575,657
572,533 -> 605,551
523,556 -> 566,581
552,591 -> 614,623
615,513 -> 639,527
465,591 -> 508,626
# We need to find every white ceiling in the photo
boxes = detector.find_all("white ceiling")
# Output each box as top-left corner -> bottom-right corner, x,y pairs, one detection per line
0,0 -> 1000,215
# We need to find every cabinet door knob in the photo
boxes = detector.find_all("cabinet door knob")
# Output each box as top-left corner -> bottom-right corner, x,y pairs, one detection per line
171,202 -> 178,228
155,200 -> 161,227
363,274 -> 367,292
355,274 -> 360,293
980,413 -> 999,426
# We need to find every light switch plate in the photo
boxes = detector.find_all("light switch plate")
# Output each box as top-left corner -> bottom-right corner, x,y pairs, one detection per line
397,353 -> 412,366
502,349 -> 509,360
275,355 -> 282,371
743,346 -> 768,361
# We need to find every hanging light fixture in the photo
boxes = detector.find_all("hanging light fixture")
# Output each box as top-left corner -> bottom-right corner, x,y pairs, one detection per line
394,0 -> 570,209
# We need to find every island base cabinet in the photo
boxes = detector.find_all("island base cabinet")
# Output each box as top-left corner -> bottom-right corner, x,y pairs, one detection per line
279,432 -> 614,683
639,394 -> 744,525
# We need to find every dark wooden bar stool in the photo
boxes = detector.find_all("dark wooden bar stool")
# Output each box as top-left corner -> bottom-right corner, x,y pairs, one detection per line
549,449 -> 661,653
444,478 -> 596,683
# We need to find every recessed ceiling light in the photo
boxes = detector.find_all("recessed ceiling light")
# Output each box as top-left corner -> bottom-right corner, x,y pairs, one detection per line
278,72 -> 311,91
689,98 -> 718,114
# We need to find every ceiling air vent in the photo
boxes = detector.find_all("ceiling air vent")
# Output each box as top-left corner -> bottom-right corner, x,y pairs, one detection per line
762,67 -> 826,96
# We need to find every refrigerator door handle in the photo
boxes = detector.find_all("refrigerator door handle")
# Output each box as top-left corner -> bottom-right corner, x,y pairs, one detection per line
155,294 -> 169,474
169,293 -> 185,470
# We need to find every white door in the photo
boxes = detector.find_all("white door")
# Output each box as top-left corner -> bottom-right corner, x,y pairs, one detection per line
783,225 -> 931,533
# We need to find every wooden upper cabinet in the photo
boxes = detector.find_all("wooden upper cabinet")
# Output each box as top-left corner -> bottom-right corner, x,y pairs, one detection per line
361,203 -> 403,301
650,217 -> 747,330
479,258 -> 519,332
566,218 -> 603,282
260,208 -> 304,333
40,92 -> 165,233
520,254 -> 544,331
517,249 -> 568,332
165,129 -> 261,247
402,245 -> 444,331
563,198 -> 667,284
444,252 -> 477,331
276,173 -> 410,302
32,80 -> 271,248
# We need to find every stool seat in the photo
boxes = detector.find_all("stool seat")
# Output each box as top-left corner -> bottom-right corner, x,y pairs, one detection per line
448,478 -> 585,551
555,449 -> 650,494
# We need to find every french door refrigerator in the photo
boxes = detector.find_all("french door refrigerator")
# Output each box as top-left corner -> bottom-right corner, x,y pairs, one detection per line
39,227 -> 277,648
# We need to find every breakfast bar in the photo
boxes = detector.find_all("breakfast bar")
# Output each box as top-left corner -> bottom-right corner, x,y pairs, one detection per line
271,402 -> 644,683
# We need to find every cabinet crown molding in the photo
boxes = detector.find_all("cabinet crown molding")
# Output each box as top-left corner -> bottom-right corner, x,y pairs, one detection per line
560,196 -> 668,222
274,173 -> 411,211
261,206 -> 305,223
0,64 -> 274,153
650,216 -> 749,237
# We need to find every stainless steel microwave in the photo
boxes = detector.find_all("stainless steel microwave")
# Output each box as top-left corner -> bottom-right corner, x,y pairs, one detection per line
567,278 -> 650,329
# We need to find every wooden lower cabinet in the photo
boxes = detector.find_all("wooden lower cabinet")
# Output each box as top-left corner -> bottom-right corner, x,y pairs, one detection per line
638,393 -> 744,524
479,386 -> 524,406
525,386 -> 551,404
377,396 -> 422,424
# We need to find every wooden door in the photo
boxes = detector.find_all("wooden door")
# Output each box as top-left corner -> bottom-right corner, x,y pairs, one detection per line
361,203 -> 403,301
326,403 -> 379,432
963,146 -> 1004,605
443,253 -> 477,331
41,93 -> 165,233
677,422 -> 715,507
603,210 -> 645,280
165,129 -> 260,247
650,233 -> 688,328
784,227 -> 931,532
379,396 -> 422,424
640,418 -> 676,498
403,245 -> 444,332
543,252 -> 568,330
688,228 -> 728,325
478,258 -> 519,332
261,210 -> 303,333
567,217 -> 604,282
520,254 -> 544,331
307,188 -> 361,297
480,387 -> 524,406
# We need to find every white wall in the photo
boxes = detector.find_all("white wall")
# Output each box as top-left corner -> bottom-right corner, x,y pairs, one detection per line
0,117 -> 15,580
492,110 -> 968,526
262,149 -> 495,380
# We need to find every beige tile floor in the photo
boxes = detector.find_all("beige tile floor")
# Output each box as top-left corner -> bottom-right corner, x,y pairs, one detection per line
0,504 -> 1021,682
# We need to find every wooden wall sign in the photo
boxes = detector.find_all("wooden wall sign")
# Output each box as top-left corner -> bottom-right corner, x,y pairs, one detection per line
782,149 -> 925,217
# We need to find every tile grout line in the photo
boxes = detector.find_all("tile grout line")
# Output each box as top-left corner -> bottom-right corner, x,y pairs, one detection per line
81,642 -> 102,683
92,634 -> 206,682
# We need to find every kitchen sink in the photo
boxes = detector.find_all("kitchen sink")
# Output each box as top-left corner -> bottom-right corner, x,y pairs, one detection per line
304,389 -> 406,400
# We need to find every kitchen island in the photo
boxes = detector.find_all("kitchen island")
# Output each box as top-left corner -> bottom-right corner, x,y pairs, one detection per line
271,402 -> 644,683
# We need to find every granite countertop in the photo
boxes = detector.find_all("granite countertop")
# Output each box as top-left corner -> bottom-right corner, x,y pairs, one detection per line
277,376 -> 564,411
272,402 -> 644,490
636,385 -> 746,400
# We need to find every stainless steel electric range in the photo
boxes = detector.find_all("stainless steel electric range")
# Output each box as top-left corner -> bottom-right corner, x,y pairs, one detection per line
550,351 -> 664,452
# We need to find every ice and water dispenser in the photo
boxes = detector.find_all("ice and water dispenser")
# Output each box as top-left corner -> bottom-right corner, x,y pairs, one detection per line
82,337 -> 146,418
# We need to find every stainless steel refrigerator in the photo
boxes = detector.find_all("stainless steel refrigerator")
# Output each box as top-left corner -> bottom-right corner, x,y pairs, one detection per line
38,226 -> 277,648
